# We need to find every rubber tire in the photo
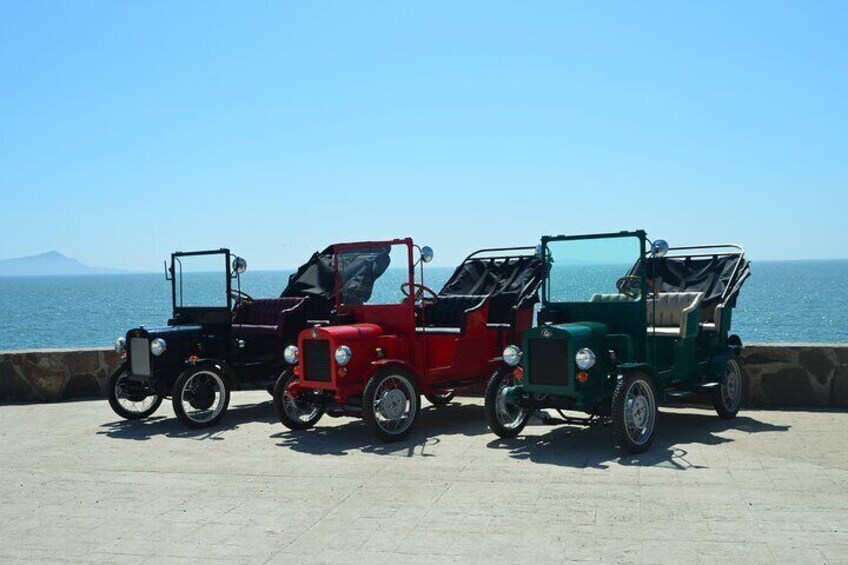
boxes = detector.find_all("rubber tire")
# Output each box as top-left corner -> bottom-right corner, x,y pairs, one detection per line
612,372 -> 658,454
107,363 -> 162,420
484,369 -> 530,439
362,366 -> 420,442
172,364 -> 230,429
712,358 -> 742,420
273,370 -> 324,430
425,391 -> 455,406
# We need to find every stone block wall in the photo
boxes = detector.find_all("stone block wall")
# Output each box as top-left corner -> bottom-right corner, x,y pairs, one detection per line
0,348 -> 119,402
0,344 -> 847,407
741,344 -> 848,408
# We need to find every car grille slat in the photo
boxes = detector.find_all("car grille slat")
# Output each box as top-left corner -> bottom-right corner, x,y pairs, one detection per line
528,338 -> 569,386
129,337 -> 151,377
303,339 -> 331,382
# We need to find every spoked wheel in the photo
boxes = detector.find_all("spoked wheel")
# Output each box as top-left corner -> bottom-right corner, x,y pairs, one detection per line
107,363 -> 162,420
425,390 -> 455,406
363,367 -> 420,442
612,372 -> 658,454
484,368 -> 530,439
713,358 -> 742,419
172,364 -> 230,429
273,370 -> 324,430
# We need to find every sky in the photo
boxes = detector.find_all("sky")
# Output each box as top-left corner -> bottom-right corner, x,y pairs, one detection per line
1,1 -> 846,270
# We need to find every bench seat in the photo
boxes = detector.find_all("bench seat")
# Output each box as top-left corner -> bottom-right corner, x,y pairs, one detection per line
646,291 -> 704,339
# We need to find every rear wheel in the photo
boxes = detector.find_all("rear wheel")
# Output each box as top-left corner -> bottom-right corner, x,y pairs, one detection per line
612,372 -> 658,454
363,366 -> 420,442
107,364 -> 162,420
273,370 -> 324,430
713,358 -> 742,419
484,369 -> 530,439
425,390 -> 455,406
172,364 -> 230,429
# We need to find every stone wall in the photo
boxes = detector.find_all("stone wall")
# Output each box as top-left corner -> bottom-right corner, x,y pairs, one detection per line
0,348 -> 119,402
741,344 -> 848,408
0,345 -> 847,407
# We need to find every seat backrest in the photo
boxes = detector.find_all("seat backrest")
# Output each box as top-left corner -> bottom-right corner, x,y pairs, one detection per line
234,297 -> 304,326
590,293 -> 634,304
422,295 -> 486,328
646,292 -> 703,327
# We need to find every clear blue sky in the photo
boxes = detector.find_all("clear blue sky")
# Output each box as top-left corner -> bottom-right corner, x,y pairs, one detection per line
1,1 -> 846,270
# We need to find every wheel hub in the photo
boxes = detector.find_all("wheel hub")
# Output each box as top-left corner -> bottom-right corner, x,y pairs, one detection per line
379,389 -> 407,420
631,396 -> 648,428
189,383 -> 216,411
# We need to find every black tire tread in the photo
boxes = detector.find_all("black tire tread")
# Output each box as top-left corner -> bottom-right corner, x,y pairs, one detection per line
273,370 -> 324,430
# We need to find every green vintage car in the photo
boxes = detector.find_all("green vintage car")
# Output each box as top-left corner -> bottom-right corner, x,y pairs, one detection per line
484,230 -> 751,453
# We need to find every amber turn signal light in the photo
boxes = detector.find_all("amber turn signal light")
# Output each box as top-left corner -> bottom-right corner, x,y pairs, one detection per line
513,367 -> 524,380
338,367 -> 348,378
576,371 -> 589,383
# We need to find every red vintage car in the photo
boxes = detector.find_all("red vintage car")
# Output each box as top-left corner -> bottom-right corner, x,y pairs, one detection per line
272,238 -> 545,441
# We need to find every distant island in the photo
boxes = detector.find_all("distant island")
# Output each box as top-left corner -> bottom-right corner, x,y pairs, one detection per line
0,251 -> 129,277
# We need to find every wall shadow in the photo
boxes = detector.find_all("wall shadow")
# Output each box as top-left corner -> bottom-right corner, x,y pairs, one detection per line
487,410 -> 791,470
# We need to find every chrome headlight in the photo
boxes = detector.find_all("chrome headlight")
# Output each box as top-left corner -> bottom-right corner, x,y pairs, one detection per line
150,338 -> 167,357
503,345 -> 522,366
284,345 -> 299,365
114,337 -> 126,354
575,348 -> 596,370
335,345 -> 352,366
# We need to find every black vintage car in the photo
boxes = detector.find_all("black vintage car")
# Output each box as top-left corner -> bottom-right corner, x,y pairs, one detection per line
107,246 -> 360,429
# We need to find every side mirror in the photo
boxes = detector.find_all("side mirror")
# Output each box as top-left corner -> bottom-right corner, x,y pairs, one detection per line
650,240 -> 669,257
420,246 -> 434,264
232,256 -> 248,275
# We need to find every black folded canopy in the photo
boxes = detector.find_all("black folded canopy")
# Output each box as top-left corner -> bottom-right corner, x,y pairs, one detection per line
281,245 -> 392,305
439,253 -> 546,307
641,254 -> 751,308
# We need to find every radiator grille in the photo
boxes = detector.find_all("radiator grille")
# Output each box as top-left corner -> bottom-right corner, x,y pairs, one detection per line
129,337 -> 151,377
303,339 -> 331,382
528,338 -> 570,386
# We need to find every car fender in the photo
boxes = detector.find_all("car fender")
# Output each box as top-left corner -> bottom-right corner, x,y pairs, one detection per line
183,358 -> 241,390
369,360 -> 419,383
616,363 -> 655,380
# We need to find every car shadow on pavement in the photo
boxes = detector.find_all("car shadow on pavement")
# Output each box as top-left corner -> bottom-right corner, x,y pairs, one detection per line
486,410 -> 791,470
271,402 -> 490,458
97,401 -> 277,441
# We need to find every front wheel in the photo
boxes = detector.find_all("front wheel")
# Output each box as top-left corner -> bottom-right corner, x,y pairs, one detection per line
612,372 -> 658,454
484,369 -> 530,439
107,364 -> 162,420
713,358 -> 742,419
172,364 -> 230,429
363,366 -> 420,442
273,370 -> 324,430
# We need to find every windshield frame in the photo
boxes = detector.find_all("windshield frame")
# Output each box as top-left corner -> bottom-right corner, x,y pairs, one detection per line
541,230 -> 647,306
332,238 -> 415,309
170,248 -> 233,314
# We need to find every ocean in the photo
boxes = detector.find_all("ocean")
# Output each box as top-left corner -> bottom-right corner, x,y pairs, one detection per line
0,260 -> 846,351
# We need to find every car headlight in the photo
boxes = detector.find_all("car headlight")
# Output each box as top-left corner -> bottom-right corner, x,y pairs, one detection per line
575,348 -> 596,370
335,345 -> 352,366
503,345 -> 522,366
114,337 -> 126,353
150,338 -> 167,357
284,345 -> 299,365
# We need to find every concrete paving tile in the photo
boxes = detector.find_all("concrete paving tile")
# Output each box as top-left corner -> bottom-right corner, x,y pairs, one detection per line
2,395 -> 848,564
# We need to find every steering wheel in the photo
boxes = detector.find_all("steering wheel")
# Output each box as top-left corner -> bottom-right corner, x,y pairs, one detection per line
400,282 -> 439,305
615,275 -> 643,299
230,289 -> 254,304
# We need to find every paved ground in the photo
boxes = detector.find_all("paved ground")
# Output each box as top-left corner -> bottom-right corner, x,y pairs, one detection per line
1,394 -> 847,565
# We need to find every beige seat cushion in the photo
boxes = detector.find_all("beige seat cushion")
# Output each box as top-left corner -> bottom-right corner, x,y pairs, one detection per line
646,292 -> 704,339
590,293 -> 634,303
